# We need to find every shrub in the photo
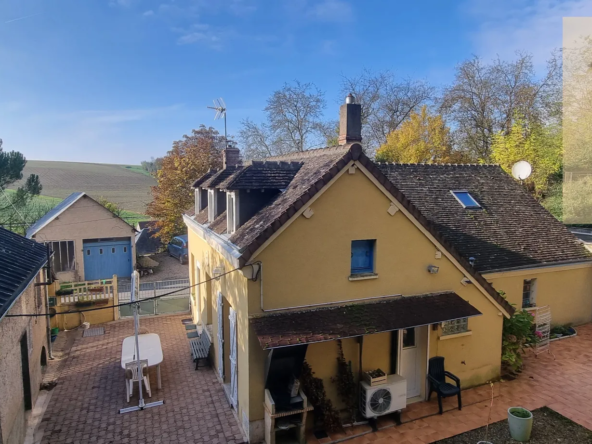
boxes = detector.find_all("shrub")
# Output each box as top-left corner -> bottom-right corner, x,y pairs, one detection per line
502,309 -> 537,373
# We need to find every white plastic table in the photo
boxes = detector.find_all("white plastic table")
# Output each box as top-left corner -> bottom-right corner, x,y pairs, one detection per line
121,333 -> 163,389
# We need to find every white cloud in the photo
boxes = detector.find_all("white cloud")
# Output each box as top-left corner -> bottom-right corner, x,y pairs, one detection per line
175,23 -> 228,48
467,0 -> 592,67
142,10 -> 154,17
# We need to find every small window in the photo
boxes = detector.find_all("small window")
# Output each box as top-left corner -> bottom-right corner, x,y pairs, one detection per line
86,249 -> 90,256
451,191 -> 481,209
442,318 -> 469,336
522,279 -> 536,308
402,328 -> 416,348
124,247 -> 127,253
351,240 -> 375,275
99,248 -> 103,255
111,247 -> 116,253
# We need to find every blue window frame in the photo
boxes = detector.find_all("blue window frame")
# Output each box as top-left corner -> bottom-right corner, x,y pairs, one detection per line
451,191 -> 481,209
351,240 -> 375,275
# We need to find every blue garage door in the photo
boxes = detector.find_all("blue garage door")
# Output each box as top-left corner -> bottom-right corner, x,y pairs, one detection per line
83,239 -> 132,281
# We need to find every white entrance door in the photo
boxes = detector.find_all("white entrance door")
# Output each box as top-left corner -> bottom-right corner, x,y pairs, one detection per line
216,292 -> 224,380
229,307 -> 238,409
399,326 -> 427,398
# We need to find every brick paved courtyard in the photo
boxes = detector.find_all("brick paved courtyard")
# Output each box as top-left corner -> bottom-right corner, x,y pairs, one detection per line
40,314 -> 244,444
308,324 -> 592,443
38,317 -> 592,444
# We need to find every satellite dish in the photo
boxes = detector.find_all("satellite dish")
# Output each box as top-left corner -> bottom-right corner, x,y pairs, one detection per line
512,161 -> 532,180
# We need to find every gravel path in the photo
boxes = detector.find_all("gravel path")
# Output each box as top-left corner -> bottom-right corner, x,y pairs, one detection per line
140,251 -> 189,282
435,407 -> 592,443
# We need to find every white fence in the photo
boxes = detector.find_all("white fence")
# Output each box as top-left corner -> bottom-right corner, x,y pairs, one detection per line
118,278 -> 190,317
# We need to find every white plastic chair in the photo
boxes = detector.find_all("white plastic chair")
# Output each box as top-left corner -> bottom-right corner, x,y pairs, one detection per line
125,359 -> 151,402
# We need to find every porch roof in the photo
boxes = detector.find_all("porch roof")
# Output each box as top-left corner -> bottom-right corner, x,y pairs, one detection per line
250,292 -> 481,349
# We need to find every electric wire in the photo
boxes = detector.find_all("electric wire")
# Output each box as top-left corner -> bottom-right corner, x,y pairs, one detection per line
5,265 -> 243,318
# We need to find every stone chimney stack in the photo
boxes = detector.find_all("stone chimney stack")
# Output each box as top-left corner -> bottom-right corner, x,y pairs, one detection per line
223,146 -> 241,169
338,93 -> 362,145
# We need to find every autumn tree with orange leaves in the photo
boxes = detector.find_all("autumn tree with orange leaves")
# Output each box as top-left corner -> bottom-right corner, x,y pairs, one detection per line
147,126 -> 224,243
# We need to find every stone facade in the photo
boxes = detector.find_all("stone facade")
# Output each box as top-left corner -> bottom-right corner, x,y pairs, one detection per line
0,273 -> 49,444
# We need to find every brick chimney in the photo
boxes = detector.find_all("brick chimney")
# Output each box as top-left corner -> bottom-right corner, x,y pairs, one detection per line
338,93 -> 362,145
223,146 -> 241,169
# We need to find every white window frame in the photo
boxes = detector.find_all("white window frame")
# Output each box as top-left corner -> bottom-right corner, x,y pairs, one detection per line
522,278 -> 537,308
45,240 -> 76,273
450,190 -> 481,209
226,191 -> 239,234
441,318 -> 469,336
195,189 -> 200,215
208,189 -> 216,222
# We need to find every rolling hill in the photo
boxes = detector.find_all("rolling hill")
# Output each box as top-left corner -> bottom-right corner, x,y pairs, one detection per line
11,160 -> 157,214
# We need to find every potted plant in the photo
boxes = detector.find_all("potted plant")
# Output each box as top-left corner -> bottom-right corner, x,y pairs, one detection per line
507,407 -> 533,441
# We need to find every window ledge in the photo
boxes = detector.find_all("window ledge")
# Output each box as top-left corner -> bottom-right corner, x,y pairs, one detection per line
348,273 -> 378,281
439,330 -> 472,341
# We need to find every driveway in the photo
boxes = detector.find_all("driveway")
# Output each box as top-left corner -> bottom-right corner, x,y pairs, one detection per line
309,324 -> 592,443
39,314 -> 244,444
140,252 -> 189,282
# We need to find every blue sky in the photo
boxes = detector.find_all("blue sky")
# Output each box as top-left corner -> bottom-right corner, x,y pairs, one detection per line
1,0 -> 591,164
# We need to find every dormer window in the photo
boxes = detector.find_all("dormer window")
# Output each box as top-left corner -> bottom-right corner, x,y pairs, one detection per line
451,191 -> 481,209
208,190 -> 216,222
227,192 -> 236,234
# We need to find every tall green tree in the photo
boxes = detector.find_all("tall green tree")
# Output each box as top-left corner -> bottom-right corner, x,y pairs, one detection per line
491,117 -> 562,197
146,126 -> 223,243
0,139 -> 42,232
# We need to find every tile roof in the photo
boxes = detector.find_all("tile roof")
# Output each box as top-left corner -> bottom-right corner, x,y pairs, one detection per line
192,169 -> 218,188
228,146 -> 350,250
250,292 -> 481,349
201,166 -> 241,189
135,226 -> 162,255
209,211 -> 227,235
377,163 -> 592,272
0,227 -> 49,320
26,192 -> 85,238
219,161 -> 303,190
194,208 -> 208,225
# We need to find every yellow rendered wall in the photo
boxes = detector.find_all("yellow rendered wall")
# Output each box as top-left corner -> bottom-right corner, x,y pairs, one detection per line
485,265 -> 592,326
250,168 -> 505,414
185,227 -> 253,436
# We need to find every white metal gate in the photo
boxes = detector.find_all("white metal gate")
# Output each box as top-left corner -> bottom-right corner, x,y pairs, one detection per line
119,278 -> 190,318
229,307 -> 238,409
217,293 -> 224,380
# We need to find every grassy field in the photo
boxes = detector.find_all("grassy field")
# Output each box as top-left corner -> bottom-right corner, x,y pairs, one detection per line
0,190 -> 149,235
9,160 -> 156,214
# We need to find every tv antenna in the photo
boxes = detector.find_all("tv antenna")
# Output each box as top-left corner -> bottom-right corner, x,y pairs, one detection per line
208,98 -> 228,149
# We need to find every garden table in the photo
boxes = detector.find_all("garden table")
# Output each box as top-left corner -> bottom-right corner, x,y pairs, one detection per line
121,333 -> 163,389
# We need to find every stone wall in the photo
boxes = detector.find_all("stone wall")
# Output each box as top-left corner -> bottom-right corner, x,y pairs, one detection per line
0,273 -> 49,444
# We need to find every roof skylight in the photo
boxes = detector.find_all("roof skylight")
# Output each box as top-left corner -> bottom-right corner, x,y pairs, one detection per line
451,191 -> 481,209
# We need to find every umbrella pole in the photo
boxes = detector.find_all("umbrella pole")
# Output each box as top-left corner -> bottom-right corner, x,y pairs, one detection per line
120,271 -> 164,414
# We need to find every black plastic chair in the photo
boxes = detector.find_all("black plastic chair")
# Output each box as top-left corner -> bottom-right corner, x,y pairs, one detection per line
427,356 -> 461,414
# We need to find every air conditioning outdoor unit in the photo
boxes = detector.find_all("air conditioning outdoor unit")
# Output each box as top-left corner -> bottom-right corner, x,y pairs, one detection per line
360,374 -> 407,418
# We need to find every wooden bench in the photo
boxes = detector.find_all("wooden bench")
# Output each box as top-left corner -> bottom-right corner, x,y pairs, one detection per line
189,333 -> 211,370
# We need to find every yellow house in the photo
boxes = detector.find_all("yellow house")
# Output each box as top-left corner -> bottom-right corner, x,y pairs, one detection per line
183,98 -> 591,442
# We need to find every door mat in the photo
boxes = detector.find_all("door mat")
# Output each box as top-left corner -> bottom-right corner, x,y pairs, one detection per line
83,327 -> 105,337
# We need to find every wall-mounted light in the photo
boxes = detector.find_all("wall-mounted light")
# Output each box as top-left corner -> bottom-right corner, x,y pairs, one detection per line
427,265 -> 439,274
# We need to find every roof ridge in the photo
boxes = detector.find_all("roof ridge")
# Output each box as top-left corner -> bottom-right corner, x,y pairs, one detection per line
262,145 -> 349,161
376,162 -> 501,167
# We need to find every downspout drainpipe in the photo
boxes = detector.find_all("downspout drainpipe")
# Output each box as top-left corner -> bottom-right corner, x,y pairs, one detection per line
45,245 -> 54,360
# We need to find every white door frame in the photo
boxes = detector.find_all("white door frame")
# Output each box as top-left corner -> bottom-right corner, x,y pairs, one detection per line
216,292 -> 224,380
397,325 -> 429,400
229,307 -> 238,409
